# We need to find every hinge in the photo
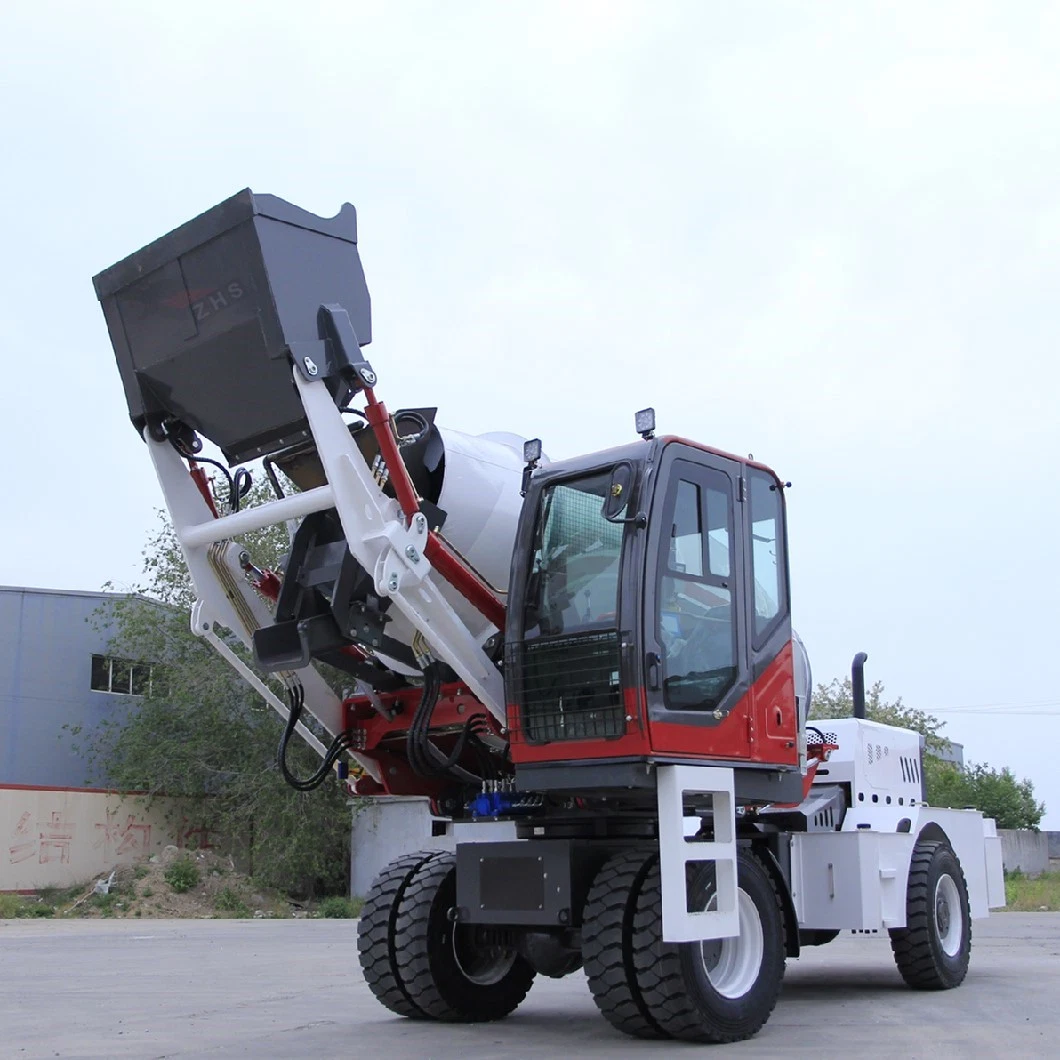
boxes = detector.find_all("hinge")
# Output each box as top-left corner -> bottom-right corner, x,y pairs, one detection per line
737,476 -> 746,502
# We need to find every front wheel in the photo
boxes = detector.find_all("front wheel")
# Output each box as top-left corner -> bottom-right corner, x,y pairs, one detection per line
392,851 -> 536,1021
629,849 -> 786,1043
356,849 -> 440,1018
889,838 -> 971,989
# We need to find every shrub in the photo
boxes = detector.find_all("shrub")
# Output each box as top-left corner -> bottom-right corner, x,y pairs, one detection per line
0,894 -> 56,918
0,894 -> 23,918
215,886 -> 251,916
315,895 -> 359,919
92,892 -> 118,916
164,856 -> 201,894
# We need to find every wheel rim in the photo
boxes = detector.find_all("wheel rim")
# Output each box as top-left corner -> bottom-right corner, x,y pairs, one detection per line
451,926 -> 518,986
934,873 -> 963,957
698,888 -> 764,999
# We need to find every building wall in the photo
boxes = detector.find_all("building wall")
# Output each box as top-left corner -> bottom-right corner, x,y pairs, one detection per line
937,740 -> 964,768
998,828 -> 1050,877
1,786 -> 207,892
0,587 -> 138,788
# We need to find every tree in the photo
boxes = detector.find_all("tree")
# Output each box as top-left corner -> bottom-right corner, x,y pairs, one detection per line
924,759 -> 1044,831
81,477 -> 354,897
812,677 -> 1045,829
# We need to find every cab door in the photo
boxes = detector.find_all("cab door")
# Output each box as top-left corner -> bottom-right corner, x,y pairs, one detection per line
642,443 -> 753,760
742,466 -> 798,767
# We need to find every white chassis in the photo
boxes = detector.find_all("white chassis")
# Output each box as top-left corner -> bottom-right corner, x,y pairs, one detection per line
657,717 -> 1005,943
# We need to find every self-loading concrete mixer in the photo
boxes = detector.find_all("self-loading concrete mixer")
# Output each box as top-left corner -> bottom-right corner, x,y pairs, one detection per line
93,190 -> 1004,1043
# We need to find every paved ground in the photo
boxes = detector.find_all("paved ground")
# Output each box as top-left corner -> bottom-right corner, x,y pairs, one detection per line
1,913 -> 1057,1059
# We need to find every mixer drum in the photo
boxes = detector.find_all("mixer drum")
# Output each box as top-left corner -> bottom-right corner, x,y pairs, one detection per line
254,409 -> 529,679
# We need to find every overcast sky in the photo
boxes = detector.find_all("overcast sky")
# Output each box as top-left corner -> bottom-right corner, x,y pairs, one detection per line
2,2 -> 1058,826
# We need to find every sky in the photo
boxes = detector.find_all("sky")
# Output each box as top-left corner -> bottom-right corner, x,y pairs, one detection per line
1,1 -> 1058,826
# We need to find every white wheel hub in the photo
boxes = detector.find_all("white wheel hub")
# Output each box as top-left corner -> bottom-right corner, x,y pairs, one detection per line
698,888 -> 765,999
935,873 -> 963,957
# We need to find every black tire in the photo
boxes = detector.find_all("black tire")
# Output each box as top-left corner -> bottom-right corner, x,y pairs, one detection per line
890,839 -> 971,990
630,849 -> 786,1044
356,849 -> 442,1018
393,850 -> 536,1021
582,850 -> 666,1039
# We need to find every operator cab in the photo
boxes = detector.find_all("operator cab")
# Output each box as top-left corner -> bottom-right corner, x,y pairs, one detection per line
506,435 -> 802,800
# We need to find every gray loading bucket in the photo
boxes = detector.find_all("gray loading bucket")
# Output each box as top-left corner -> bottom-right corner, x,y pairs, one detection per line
93,189 -> 372,465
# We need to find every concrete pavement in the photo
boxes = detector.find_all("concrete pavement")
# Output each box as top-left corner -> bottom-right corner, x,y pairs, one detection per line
1,913 -> 1057,1058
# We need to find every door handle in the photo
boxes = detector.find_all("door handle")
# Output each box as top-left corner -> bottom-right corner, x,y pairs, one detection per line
646,651 -> 661,691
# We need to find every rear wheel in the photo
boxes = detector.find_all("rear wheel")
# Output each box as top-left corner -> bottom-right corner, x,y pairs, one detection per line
582,849 -> 665,1039
392,851 -> 536,1021
630,849 -> 786,1043
890,839 -> 971,989
356,850 -> 441,1018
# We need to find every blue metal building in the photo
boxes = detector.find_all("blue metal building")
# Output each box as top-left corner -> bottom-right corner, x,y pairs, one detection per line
0,586 -> 140,788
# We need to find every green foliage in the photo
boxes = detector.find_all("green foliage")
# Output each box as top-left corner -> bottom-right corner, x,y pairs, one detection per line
811,678 -> 950,754
0,894 -> 55,918
36,884 -> 83,907
214,886 -> 251,916
925,759 -> 1044,830
314,895 -> 360,918
1004,872 -> 1060,911
91,892 -> 120,916
79,477 -> 353,898
164,856 -> 201,894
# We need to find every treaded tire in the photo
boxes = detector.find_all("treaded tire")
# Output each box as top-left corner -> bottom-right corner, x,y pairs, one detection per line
393,850 -> 535,1021
890,839 -> 971,990
630,849 -> 786,1044
582,849 -> 666,1039
356,850 -> 442,1018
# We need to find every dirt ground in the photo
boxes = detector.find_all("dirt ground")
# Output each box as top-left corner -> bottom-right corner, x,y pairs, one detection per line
9,845 -> 320,920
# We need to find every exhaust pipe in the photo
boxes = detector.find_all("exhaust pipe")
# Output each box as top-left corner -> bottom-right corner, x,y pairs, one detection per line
851,652 -> 869,719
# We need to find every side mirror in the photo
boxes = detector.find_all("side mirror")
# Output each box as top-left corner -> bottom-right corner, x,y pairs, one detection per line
603,463 -> 647,527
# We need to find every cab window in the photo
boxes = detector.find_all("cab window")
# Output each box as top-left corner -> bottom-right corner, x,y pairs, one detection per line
524,472 -> 623,638
748,470 -> 784,644
658,470 -> 737,711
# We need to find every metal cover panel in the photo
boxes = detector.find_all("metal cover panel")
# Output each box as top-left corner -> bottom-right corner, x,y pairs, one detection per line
456,840 -> 575,927
480,856 -> 544,912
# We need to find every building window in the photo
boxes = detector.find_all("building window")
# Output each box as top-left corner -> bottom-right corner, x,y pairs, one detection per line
90,654 -> 157,695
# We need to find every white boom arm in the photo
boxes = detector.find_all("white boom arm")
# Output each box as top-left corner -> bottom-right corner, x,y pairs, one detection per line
146,366 -> 507,770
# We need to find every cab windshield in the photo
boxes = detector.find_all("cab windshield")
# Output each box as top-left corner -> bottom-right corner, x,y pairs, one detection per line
523,471 -> 624,638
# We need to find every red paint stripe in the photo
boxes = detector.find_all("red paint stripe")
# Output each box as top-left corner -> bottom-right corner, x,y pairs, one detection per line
0,784 -> 149,795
